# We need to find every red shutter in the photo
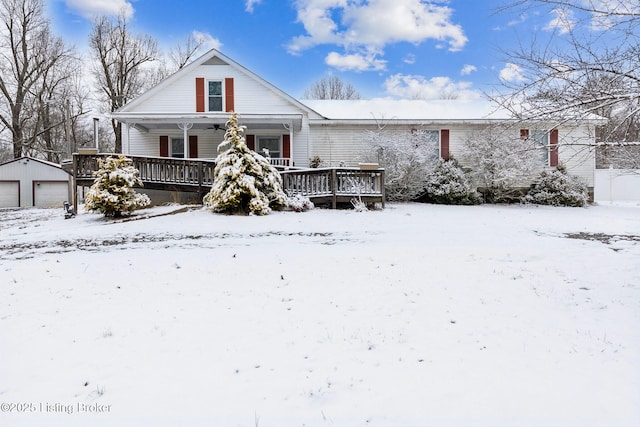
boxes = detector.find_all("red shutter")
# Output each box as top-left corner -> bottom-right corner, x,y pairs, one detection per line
189,135 -> 198,158
282,134 -> 291,159
520,129 -> 529,140
196,78 -> 205,112
549,128 -> 559,167
246,134 -> 255,150
159,135 -> 169,157
440,129 -> 450,160
225,78 -> 234,112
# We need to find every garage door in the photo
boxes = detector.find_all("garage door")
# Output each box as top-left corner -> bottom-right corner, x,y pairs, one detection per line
33,181 -> 68,208
0,181 -> 20,208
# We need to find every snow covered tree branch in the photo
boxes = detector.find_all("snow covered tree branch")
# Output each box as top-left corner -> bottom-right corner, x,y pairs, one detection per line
203,112 -> 287,215
84,155 -> 150,217
495,0 -> 640,169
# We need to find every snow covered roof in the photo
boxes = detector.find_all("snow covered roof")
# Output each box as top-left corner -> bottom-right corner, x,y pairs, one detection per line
301,98 -> 608,125
301,98 -> 513,122
0,156 -> 63,169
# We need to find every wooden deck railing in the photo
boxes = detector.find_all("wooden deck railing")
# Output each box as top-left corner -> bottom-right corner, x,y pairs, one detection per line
72,154 -> 385,209
73,154 -> 217,189
281,167 -> 385,208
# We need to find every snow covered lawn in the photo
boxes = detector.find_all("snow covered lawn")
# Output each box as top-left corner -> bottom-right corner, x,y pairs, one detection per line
1,202 -> 639,427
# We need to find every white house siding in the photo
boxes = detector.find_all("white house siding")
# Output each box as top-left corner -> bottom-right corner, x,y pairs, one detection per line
308,123 -> 408,166
557,124 -> 596,187
132,64 -> 309,115
308,121 -> 596,187
126,127 -> 225,159
0,158 -> 70,207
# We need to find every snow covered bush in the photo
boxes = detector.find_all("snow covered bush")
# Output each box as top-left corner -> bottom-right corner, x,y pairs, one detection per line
361,127 -> 439,201
84,155 -> 151,217
420,158 -> 482,205
524,165 -> 589,207
203,112 -> 287,215
286,194 -> 314,212
461,125 -> 541,203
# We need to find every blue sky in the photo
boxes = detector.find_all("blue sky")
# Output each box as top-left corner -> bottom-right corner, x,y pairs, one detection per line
44,0 -> 573,100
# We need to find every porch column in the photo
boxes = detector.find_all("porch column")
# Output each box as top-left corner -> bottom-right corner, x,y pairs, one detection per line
177,122 -> 193,158
289,124 -> 294,167
283,121 -> 293,167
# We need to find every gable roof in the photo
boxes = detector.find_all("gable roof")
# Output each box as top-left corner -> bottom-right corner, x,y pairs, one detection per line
0,156 -> 63,169
116,48 -> 323,118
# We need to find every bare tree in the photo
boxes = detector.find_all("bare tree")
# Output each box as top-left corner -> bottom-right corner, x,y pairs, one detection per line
169,32 -> 205,71
303,76 -> 361,100
145,33 -> 207,89
89,12 -> 159,153
496,1 -> 640,153
0,0 -> 75,159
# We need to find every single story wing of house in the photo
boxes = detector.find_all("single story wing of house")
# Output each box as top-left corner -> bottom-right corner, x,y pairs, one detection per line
111,48 -> 605,189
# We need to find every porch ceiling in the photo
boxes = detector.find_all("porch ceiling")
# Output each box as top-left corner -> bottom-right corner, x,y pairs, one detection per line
111,113 -> 303,132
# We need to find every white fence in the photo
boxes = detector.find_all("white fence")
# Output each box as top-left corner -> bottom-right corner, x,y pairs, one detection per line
594,168 -> 640,201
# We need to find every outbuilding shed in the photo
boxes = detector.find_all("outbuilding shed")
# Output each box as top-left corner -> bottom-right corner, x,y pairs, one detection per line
0,157 -> 71,208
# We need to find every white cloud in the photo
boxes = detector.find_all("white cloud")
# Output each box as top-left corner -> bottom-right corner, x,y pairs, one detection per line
460,64 -> 477,76
403,53 -> 416,65
384,73 -> 481,100
192,31 -> 223,51
499,63 -> 525,83
65,0 -> 134,19
325,51 -> 386,72
288,0 -> 467,71
544,8 -> 575,34
588,1 -> 640,30
245,0 -> 262,13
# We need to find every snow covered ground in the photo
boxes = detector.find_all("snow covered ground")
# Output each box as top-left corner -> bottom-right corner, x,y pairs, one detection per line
1,202 -> 639,427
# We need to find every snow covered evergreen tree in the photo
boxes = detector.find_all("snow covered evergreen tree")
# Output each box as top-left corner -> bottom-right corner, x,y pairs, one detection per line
524,165 -> 589,207
420,158 -> 482,205
84,155 -> 151,217
203,112 -> 287,215
462,125 -> 541,203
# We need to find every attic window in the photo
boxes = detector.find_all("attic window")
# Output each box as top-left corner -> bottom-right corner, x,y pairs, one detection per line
208,80 -> 223,111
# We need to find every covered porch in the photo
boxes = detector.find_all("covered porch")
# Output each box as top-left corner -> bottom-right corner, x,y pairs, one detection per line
112,112 -> 304,167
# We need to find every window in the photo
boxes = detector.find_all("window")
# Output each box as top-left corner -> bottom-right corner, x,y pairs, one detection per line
257,136 -> 281,158
530,130 -> 550,165
171,137 -> 184,158
208,80 -> 222,111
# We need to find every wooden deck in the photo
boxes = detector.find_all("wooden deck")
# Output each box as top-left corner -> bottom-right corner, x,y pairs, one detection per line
281,167 -> 385,208
69,154 -> 385,209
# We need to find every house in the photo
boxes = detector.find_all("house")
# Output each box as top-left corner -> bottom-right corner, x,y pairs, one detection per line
0,157 -> 71,208
111,48 -> 604,196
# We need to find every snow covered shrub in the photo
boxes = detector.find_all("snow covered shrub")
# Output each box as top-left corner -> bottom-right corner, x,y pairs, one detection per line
420,158 -> 482,205
361,127 -> 439,201
286,194 -> 314,212
84,155 -> 151,217
461,125 -> 541,203
524,165 -> 589,207
203,112 -> 287,215
350,197 -> 368,212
